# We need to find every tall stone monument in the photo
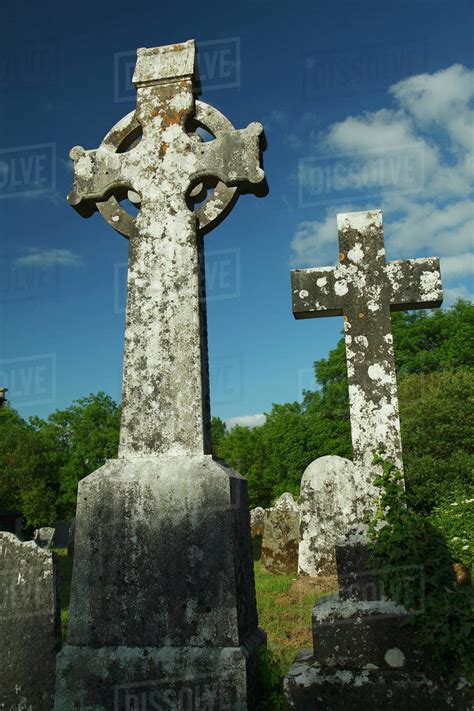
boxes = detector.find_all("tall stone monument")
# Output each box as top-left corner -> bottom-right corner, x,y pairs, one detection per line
56,40 -> 268,709
294,209 -> 443,575
283,210 -> 474,708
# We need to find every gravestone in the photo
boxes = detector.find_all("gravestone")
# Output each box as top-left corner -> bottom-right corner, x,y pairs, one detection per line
250,506 -> 265,560
56,40 -> 268,709
294,209 -> 443,576
298,456 -> 359,576
67,516 -> 75,557
261,493 -> 300,574
33,526 -> 55,549
53,520 -> 70,548
283,210 -> 474,708
0,532 -> 60,710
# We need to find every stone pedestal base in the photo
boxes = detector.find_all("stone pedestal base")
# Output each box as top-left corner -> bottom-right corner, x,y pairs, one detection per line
284,650 -> 473,710
55,454 -> 263,709
56,636 -> 265,710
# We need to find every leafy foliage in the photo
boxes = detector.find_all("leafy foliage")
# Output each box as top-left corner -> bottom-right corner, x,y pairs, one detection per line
367,454 -> 474,685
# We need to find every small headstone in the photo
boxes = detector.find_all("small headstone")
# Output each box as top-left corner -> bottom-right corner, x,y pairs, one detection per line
250,506 -> 265,560
33,526 -> 55,549
53,520 -> 70,548
261,493 -> 300,574
0,532 -> 60,709
299,456 -> 360,576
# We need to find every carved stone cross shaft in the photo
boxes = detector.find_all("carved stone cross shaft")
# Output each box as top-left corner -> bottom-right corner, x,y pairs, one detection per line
68,40 -> 267,457
292,209 -> 443,472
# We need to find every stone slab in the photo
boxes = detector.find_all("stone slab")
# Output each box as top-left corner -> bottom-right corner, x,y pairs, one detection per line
298,456 -> 360,577
312,595 -> 424,670
66,455 -> 257,649
55,640 -> 265,710
0,532 -> 60,710
284,650 -> 474,711
336,527 -> 382,601
261,492 -> 299,575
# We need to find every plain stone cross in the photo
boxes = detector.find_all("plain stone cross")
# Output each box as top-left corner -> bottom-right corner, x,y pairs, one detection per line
292,209 -> 443,473
68,40 -> 267,457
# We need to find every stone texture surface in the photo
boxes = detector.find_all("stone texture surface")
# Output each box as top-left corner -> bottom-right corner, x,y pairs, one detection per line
284,650 -> 474,711
62,39 -> 268,709
33,526 -> 55,549
68,39 -> 267,460
250,506 -> 265,560
298,456 -> 360,577
53,519 -> 70,548
261,492 -> 300,574
0,532 -> 60,710
312,595 -> 424,670
336,526 -> 383,601
67,516 -> 75,557
291,209 -> 443,516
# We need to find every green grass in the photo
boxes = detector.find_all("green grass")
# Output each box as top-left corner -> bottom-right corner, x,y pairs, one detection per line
54,548 -> 73,643
254,561 -> 336,673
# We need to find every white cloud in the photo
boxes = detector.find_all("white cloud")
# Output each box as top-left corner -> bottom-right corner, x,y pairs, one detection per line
15,248 -> 83,269
225,413 -> 266,430
290,63 -> 474,302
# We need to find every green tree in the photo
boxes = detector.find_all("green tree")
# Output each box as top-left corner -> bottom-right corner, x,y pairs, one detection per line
33,392 -> 121,521
0,406 -> 61,528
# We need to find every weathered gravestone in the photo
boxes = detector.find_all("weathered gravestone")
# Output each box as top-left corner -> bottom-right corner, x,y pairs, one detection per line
284,210 -> 472,708
294,209 -> 443,576
0,532 -> 60,710
261,492 -> 300,575
33,526 -> 55,549
53,520 -> 70,548
250,506 -> 265,560
56,40 -> 268,709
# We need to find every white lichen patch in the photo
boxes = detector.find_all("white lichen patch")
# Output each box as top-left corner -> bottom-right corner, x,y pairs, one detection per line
347,242 -> 364,264
384,648 -> 406,668
316,277 -> 327,287
299,290 -> 309,299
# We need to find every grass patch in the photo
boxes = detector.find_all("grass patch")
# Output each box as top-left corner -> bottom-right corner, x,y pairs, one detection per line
54,547 -> 73,643
254,560 -> 337,673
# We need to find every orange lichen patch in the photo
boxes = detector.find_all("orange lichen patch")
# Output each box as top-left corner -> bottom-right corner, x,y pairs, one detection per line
344,315 -> 350,322
162,109 -> 186,127
159,142 -> 168,159
358,312 -> 365,319
339,251 -> 346,261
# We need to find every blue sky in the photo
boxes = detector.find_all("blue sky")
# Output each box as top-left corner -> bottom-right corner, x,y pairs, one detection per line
0,0 -> 472,427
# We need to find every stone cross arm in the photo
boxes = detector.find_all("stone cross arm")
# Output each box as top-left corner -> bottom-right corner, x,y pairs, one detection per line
68,122 -> 266,220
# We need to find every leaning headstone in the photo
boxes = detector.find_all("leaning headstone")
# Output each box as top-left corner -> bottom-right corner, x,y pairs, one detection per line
33,526 -> 55,549
261,493 -> 300,574
56,40 -> 268,709
299,456 -> 359,576
283,210 -> 474,708
53,520 -> 70,548
0,532 -> 60,710
250,506 -> 265,560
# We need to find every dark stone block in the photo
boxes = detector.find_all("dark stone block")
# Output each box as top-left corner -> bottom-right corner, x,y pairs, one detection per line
312,595 -> 424,670
0,533 -> 61,710
284,650 -> 474,711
